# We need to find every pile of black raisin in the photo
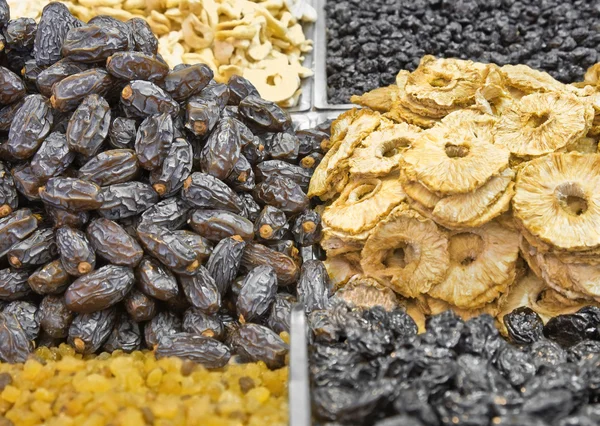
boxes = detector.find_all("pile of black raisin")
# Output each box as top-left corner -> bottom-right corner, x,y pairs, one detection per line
325,0 -> 600,104
310,302 -> 600,426
0,1 -> 332,369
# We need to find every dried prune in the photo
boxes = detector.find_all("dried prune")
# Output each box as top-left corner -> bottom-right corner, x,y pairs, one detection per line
30,132 -> 75,180
156,333 -> 231,368
121,80 -> 179,118
183,308 -> 225,340
0,66 -> 25,105
124,289 -> 157,322
34,3 -> 82,67
102,312 -> 141,353
227,75 -> 259,105
199,118 -> 241,180
62,24 -> 129,63
65,265 -> 133,313
28,259 -> 70,295
179,266 -> 221,314
135,112 -> 173,171
206,236 -> 246,295
0,162 -> 17,217
184,97 -> 220,137
144,310 -> 181,348
68,307 -> 117,354
188,209 -> 254,242
297,260 -> 331,312
56,226 -> 96,276
78,149 -> 139,186
254,176 -> 309,214
150,137 -> 192,197
50,68 -> 113,112
135,257 -> 179,301
292,210 -> 322,246
239,96 -> 292,132
544,314 -> 589,347
98,181 -> 158,220
0,268 -> 31,300
126,18 -> 158,55
7,94 -> 53,159
241,242 -> 300,286
136,223 -> 200,276
0,208 -> 38,257
504,307 -> 544,345
0,312 -> 32,363
237,265 -> 278,323
38,295 -> 72,339
66,94 -> 111,157
7,228 -> 57,269
138,197 -> 189,230
106,51 -> 168,82
231,323 -> 288,369
39,177 -> 103,211
87,218 -> 143,267
255,205 -> 289,241
108,117 -> 136,149
163,63 -> 212,101
182,172 -> 242,214
35,58 -> 90,98
255,160 -> 312,191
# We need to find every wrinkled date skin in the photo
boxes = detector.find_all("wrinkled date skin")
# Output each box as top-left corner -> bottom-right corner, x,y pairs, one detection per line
7,228 -> 58,269
34,3 -> 83,67
144,311 -> 181,348
124,289 -> 157,322
55,226 -> 96,277
0,208 -> 38,257
78,149 -> 140,186
127,18 -> 158,55
231,323 -> 288,369
98,181 -> 158,220
106,51 -> 169,82
188,209 -> 254,242
65,265 -> 134,313
103,312 -> 142,353
62,25 -> 129,63
182,172 -> 242,214
86,218 -> 143,267
236,265 -> 278,323
206,236 -> 246,295
108,117 -> 137,149
156,333 -> 231,369
30,132 -> 76,180
183,309 -> 225,340
0,66 -> 26,105
27,259 -> 71,295
0,269 -> 31,301
0,162 -> 18,217
68,307 -> 117,354
297,260 -> 332,312
66,94 -> 111,157
135,112 -> 173,171
179,266 -> 221,314
199,118 -> 241,180
35,58 -> 91,98
185,97 -> 220,137
7,94 -> 53,159
38,295 -> 73,338
39,177 -> 103,212
50,69 -> 114,112
139,197 -> 189,231
135,257 -> 179,301
11,165 -> 44,201
241,242 -> 300,286
121,80 -> 179,118
239,95 -> 292,133
164,63 -> 213,101
150,137 -> 193,197
0,312 -> 32,363
254,176 -> 309,215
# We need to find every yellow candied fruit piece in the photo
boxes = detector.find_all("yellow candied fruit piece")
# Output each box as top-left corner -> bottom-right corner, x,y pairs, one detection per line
22,359 -> 44,381
279,332 -> 290,345
56,356 -> 86,372
152,396 -> 180,419
116,407 -> 146,426
146,368 -> 164,387
5,408 -> 42,426
81,413 -> 106,426
34,387 -> 56,403
1,385 -> 20,403
30,400 -> 53,419
73,373 -> 113,393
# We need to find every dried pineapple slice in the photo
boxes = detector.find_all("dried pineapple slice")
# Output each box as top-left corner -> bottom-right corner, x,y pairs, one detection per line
513,152 -> 600,252
499,64 -> 567,95
427,222 -> 520,309
361,205 -> 449,298
330,109 -> 358,145
493,92 -> 594,157
335,275 -> 399,311
405,56 -> 490,110
324,251 -> 362,290
420,295 -> 502,321
350,85 -> 402,113
402,112 -> 509,195
322,175 -> 406,235
567,137 -> 598,153
384,102 -> 440,129
432,168 -> 515,227
349,122 -> 422,177
400,170 -> 441,210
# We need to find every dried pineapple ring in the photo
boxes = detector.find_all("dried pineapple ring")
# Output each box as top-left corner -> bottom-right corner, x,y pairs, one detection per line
402,112 -> 509,195
499,64 -> 567,96
384,102 -> 440,129
493,92 -> 594,157
323,252 -> 362,290
361,204 -> 449,298
513,152 -> 600,251
427,221 -> 520,309
349,122 -> 422,178
400,170 -> 441,209
350,85 -> 402,113
419,295 -> 502,322
322,175 -> 406,235
320,228 -> 368,257
431,168 -> 515,228
335,275 -> 398,311
404,56 -> 490,110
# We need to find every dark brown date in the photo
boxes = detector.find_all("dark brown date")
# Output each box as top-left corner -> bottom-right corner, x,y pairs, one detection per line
156,334 -> 231,368
239,95 -> 292,132
144,311 -> 181,348
3,301 -> 39,341
181,172 -> 242,214
50,68 -> 114,112
236,265 -> 278,323
292,210 -> 322,246
200,82 -> 229,109
66,94 -> 111,156
188,209 -> 254,242
185,97 -> 220,137
126,18 -> 158,55
30,132 -> 75,180
241,242 -> 300,286
11,164 -> 45,201
164,63 -> 213,101
87,218 -> 143,267
35,58 -> 91,98
38,295 -> 73,338
135,257 -> 179,301
227,75 -> 259,105
138,197 -> 189,231
174,230 -> 213,263
297,260 -> 331,312
135,112 -> 173,171
199,117 -> 241,180
267,132 -> 300,162
87,15 -> 133,51
106,51 -> 168,82
68,307 -> 117,354
121,80 -> 179,118
34,3 -> 83,66
98,181 -> 158,220
268,293 -> 295,334
4,18 -> 37,51
0,208 -> 38,257
39,177 -> 103,212
65,265 -> 134,313
7,94 -> 53,159
0,162 -> 17,218
150,137 -> 192,197
254,176 -> 309,215
78,149 -> 139,186
0,268 -> 31,300
47,206 -> 90,229
0,312 -> 33,363
179,266 -> 221,314
231,323 -> 288,369
0,66 -> 26,105
56,226 -> 96,276
108,117 -> 136,149
206,236 -> 246,295
62,24 -> 129,63
183,308 -> 225,340
0,99 -> 25,132
124,289 -> 158,322
255,205 -> 289,241
103,312 -> 141,353
7,228 -> 57,269
226,154 -> 255,193
28,259 -> 70,295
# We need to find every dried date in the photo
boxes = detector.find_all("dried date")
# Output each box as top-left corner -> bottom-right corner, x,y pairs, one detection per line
179,266 -> 221,314
7,94 -> 53,159
106,51 -> 168,82
30,132 -> 75,180
182,172 -> 242,214
188,209 -> 254,242
78,149 -> 139,186
150,137 -> 192,197
86,218 -> 143,267
236,265 -> 278,323
121,80 -> 179,118
135,256 -> 179,301
134,112 -> 173,171
68,307 -> 117,354
206,236 -> 246,295
39,177 -> 103,212
124,289 -> 158,322
7,228 -> 57,269
66,94 -> 111,157
56,226 -> 96,276
65,265 -> 134,313
28,259 -> 70,295
98,181 -> 158,220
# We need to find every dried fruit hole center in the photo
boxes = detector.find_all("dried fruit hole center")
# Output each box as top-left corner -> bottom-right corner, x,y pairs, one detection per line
445,143 -> 469,158
555,182 -> 588,216
381,139 -> 410,158
429,76 -> 452,88
449,233 -> 484,266
526,111 -> 550,128
348,182 -> 380,203
383,244 -> 408,269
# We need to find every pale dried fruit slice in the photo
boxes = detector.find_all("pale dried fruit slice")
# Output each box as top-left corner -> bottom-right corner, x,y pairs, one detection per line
335,275 -> 398,311
513,152 -> 600,251
320,227 -> 369,257
324,252 -> 362,290
499,64 -> 566,95
567,137 -> 598,153
349,122 -> 422,177
361,205 -> 449,298
350,85 -> 402,112
445,182 -> 515,229
427,222 -> 520,309
400,171 -> 441,210
384,102 -> 440,129
421,295 -> 502,321
402,113 -> 509,195
330,109 -> 358,145
563,261 -> 600,299
405,56 -> 490,110
432,168 -> 515,227
494,92 -> 593,157
322,175 -> 406,235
